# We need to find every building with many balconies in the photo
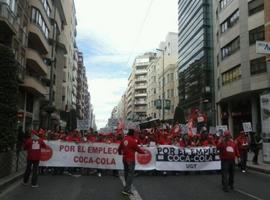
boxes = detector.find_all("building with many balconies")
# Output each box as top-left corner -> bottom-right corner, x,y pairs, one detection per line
0,0 -> 82,131
126,52 -> 156,121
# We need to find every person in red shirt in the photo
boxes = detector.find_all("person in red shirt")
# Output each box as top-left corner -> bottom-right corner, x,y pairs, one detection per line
217,130 -> 240,192
118,129 -> 145,196
235,131 -> 249,172
23,131 -> 47,187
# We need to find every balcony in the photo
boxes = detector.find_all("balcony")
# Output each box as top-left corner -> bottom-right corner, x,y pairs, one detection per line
26,48 -> 48,76
135,77 -> 147,82
135,84 -> 146,90
134,107 -> 147,112
0,2 -> 17,36
134,93 -> 147,97
28,23 -> 50,54
21,75 -> 47,96
135,69 -> 147,75
134,100 -> 147,105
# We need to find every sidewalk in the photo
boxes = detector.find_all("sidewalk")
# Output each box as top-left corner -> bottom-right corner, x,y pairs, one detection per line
247,151 -> 270,174
0,171 -> 24,193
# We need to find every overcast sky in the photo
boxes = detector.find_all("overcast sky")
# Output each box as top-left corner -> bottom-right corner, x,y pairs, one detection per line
74,0 -> 178,129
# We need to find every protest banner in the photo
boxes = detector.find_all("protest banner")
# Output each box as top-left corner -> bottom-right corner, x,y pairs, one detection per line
40,141 -> 156,170
216,125 -> 228,136
242,122 -> 252,133
156,145 -> 221,171
40,141 -> 221,171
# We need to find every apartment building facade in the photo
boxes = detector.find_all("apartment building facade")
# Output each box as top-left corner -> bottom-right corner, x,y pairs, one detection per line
213,0 -> 270,135
0,0 -> 87,131
177,0 -> 214,125
76,51 -> 90,120
126,52 -> 156,121
28,0 -> 68,130
155,32 -> 178,121
0,0 -> 29,129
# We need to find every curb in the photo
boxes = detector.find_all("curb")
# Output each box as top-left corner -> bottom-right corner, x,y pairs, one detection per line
0,171 -> 24,193
247,165 -> 270,174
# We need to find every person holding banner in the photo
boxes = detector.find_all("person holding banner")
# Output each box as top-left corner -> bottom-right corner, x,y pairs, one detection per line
118,129 -> 145,196
235,131 -> 249,172
217,131 -> 240,192
22,131 -> 47,187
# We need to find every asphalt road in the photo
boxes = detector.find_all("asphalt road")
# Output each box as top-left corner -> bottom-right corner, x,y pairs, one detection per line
0,170 -> 269,200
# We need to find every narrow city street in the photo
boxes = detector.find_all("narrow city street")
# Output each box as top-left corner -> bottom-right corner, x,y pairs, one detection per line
1,170 -> 269,200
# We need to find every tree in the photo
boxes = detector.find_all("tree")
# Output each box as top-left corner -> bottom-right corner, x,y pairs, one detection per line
0,44 -> 19,152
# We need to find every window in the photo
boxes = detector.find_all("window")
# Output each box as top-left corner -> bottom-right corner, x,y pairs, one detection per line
171,73 -> 174,81
222,65 -> 241,85
31,7 -> 49,38
221,37 -> 240,60
220,0 -> 233,10
250,57 -> 267,75
220,10 -> 239,33
26,94 -> 34,112
1,0 -> 16,12
249,26 -> 265,45
41,0 -> 51,16
248,0 -> 264,16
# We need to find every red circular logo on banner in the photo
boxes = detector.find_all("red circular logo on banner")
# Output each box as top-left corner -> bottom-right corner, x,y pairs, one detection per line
137,149 -> 152,165
40,146 -> 53,161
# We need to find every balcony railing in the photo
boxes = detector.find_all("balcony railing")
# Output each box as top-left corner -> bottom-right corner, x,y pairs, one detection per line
135,77 -> 147,82
134,100 -> 147,105
135,85 -> 146,89
134,107 -> 146,112
135,69 -> 147,74
134,93 -> 147,97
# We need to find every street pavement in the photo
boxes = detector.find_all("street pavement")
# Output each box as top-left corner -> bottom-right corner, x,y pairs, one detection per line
0,169 -> 269,200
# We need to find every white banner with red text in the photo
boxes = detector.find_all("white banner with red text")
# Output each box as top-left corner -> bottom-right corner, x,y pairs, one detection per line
39,141 -> 221,171
39,141 -> 156,170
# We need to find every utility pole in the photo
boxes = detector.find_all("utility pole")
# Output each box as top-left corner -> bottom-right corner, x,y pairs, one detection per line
156,48 -> 165,131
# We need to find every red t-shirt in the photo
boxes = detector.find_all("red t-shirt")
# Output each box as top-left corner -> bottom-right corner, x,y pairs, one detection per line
217,139 -> 240,160
235,135 -> 249,152
24,138 -> 47,161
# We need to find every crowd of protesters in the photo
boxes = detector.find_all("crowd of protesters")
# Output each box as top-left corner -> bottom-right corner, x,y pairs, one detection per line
24,122 -> 260,171
20,108 -> 263,193
27,125 -> 221,147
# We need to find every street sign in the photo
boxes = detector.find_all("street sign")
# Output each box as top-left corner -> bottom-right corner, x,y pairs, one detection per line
256,41 -> 270,54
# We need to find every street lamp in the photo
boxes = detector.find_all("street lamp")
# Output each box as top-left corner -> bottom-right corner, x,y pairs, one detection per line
156,48 -> 165,125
